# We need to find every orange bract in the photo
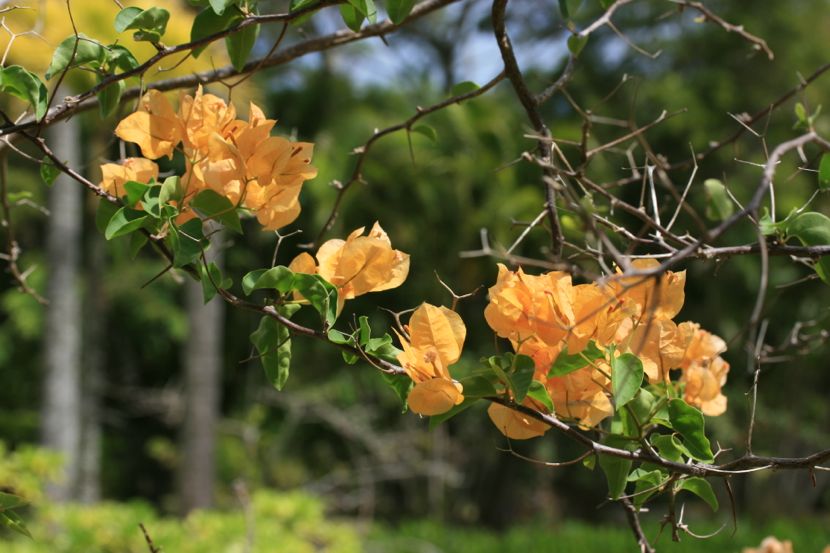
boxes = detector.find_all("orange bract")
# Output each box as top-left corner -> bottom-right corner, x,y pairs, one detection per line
289,222 -> 410,314
484,260 -> 730,437
99,157 -> 158,198
395,303 -> 466,416
106,86 -> 317,231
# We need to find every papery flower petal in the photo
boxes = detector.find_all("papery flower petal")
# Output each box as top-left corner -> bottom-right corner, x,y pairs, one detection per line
409,304 -> 466,368
115,90 -> 182,159
100,157 -> 159,198
487,402 -> 549,440
407,379 -> 463,416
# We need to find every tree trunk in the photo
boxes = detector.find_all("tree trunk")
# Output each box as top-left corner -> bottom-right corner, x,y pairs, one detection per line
41,116 -> 83,502
179,230 -> 225,513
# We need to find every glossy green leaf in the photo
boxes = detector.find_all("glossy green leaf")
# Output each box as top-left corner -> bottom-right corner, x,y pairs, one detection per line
226,22 -> 259,71
39,157 -> 60,186
114,7 -> 144,32
387,0 -> 416,24
526,380 -> 554,412
0,66 -> 48,120
677,477 -> 718,511
0,509 -> 31,538
107,45 -> 140,72
411,124 -> 437,142
159,175 -> 181,208
191,8 -> 239,57
794,102 -> 808,124
383,372 -> 413,410
704,178 -> 734,221
45,36 -> 106,79
104,207 -> 147,240
97,77 -> 125,118
667,399 -> 714,463
651,433 -> 685,463
818,153 -> 830,190
783,211 -> 830,283
241,266 -> 295,295
558,0 -> 570,18
190,189 -> 242,233
96,199 -> 120,234
198,261 -> 226,303
128,231 -> 148,259
567,34 -> 588,56
630,469 -> 666,507
509,354 -> 536,402
428,397 -> 477,428
115,6 -> 170,37
549,341 -> 604,377
168,218 -> 207,267
209,0 -> 238,15
450,80 -> 480,97
339,4 -> 364,31
598,437 -> 633,500
123,180 -> 150,205
250,315 -> 292,390
347,0 -> 377,22
611,353 -> 644,410
293,273 -> 339,327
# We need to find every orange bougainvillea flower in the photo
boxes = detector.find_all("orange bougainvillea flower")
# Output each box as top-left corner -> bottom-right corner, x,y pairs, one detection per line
395,303 -> 466,416
115,89 -> 183,160
289,222 -> 409,313
483,260 -> 729,434
487,401 -> 550,440
612,258 -> 686,323
99,157 -> 159,198
109,86 -> 317,231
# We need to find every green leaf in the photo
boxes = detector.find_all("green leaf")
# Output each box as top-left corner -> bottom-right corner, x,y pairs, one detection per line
599,0 -> 614,8
241,266 -> 295,295
549,341 -> 604,377
198,261 -> 226,303
159,175 -> 181,208
667,399 -> 714,463
339,4 -> 364,31
293,273 -> 339,327
0,491 -> 27,510
459,375 -> 498,399
97,77 -> 125,118
411,124 -> 437,142
190,189 -> 242,233
226,22 -> 259,71
358,315 -> 371,345
526,380 -> 553,412
795,102 -> 808,124
783,211 -> 830,283
363,334 -> 402,363
210,0 -> 238,15
703,178 -> 734,221
387,0 -> 416,24
128,231 -> 148,259
290,0 -> 319,10
627,388 -> 657,426
0,509 -> 31,538
630,470 -> 666,507
818,154 -> 830,190
677,477 -> 718,511
191,8 -> 239,58
450,80 -> 480,97
104,207 -> 147,240
123,180 -> 150,205
168,218 -> 207,267
650,433 -> 685,463
558,0 -> 570,19
115,6 -> 170,38
509,354 -> 535,402
107,45 -> 140,72
382,372 -> 413,410
39,157 -> 60,186
45,36 -> 106,79
611,353 -> 643,410
114,7 -> 144,32
598,436 -> 633,500
429,397 -> 477,428
96,199 -> 120,234
0,66 -> 48,119
567,34 -> 588,56
250,315 -> 292,390
347,0 -> 377,22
